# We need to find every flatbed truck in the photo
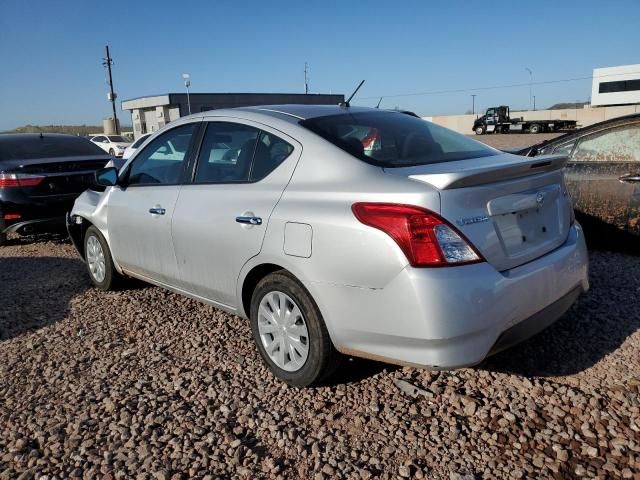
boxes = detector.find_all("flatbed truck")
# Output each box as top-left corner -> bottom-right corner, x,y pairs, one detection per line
472,105 -> 577,135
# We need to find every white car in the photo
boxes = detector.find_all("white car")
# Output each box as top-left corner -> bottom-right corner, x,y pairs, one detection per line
122,133 -> 151,160
90,135 -> 132,158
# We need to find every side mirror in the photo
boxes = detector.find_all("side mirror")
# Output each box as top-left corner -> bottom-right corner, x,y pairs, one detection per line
95,167 -> 119,187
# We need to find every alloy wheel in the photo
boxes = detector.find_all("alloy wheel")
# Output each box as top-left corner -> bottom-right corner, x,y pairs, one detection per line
86,235 -> 106,283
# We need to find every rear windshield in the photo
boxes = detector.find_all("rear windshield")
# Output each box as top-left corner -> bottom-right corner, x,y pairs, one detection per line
300,111 -> 498,167
0,135 -> 106,161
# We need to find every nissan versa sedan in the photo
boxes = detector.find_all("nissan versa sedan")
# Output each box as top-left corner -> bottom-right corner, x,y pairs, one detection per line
68,105 -> 589,386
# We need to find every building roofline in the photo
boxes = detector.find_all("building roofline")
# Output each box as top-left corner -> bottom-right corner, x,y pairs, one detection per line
122,92 -> 343,103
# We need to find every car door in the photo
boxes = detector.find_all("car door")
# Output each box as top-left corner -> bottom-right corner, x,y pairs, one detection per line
108,121 -> 200,283
171,119 -> 301,306
563,121 -> 640,235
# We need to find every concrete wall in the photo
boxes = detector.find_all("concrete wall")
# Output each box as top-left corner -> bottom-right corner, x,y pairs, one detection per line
428,104 -> 640,135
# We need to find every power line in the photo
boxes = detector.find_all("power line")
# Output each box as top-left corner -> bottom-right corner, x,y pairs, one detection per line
356,70 -> 640,101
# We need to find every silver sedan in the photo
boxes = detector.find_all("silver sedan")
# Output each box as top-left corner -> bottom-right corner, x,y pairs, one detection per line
68,105 -> 589,386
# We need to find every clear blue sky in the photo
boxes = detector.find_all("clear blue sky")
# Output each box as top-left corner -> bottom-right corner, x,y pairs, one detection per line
1,0 -> 639,130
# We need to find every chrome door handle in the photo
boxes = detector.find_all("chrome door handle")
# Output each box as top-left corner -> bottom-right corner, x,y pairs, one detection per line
235,216 -> 262,225
619,173 -> 640,184
149,207 -> 166,215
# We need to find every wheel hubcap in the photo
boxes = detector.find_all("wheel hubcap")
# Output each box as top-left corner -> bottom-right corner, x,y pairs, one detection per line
86,235 -> 106,283
258,291 -> 309,372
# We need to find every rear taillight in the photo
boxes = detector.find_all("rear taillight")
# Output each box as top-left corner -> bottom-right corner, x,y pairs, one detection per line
0,173 -> 45,188
352,203 -> 484,267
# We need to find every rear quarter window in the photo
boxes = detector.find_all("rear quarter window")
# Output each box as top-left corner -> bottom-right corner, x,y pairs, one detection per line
300,111 -> 498,167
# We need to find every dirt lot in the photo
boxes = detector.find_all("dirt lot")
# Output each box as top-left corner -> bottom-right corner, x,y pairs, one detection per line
469,133 -> 563,151
1,237 -> 639,480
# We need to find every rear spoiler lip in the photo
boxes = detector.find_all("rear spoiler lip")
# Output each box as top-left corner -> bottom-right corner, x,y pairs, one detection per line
386,153 -> 568,190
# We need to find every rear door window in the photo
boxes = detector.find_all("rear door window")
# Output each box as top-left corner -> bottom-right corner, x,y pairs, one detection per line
301,111 -> 497,167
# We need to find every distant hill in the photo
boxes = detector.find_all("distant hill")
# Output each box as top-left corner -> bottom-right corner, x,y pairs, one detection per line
548,102 -> 589,110
5,124 -> 133,136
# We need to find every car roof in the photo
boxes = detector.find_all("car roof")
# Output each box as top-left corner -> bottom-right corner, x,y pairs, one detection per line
196,104 -> 389,123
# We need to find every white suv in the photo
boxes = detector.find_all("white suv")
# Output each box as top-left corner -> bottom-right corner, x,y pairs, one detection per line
90,135 -> 132,157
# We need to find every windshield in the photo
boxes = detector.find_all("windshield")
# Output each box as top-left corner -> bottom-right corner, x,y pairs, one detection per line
301,111 -> 498,167
108,135 -> 128,143
0,135 -> 106,160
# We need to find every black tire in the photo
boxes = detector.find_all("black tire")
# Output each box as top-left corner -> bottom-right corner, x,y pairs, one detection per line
474,126 -> 485,135
529,123 -> 542,134
84,226 -> 120,290
108,148 -> 115,156
250,270 -> 341,387
0,232 -> 6,246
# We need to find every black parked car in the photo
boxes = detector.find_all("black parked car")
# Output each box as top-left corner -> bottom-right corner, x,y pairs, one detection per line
518,114 -> 640,240
0,133 -> 111,244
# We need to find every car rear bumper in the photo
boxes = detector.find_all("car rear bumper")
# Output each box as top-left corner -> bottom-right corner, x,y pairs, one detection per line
312,223 -> 589,369
2,216 -> 67,234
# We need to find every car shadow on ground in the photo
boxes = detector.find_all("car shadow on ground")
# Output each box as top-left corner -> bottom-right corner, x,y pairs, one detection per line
577,211 -> 640,254
481,249 -> 640,377
0,256 -> 89,341
323,357 -> 400,386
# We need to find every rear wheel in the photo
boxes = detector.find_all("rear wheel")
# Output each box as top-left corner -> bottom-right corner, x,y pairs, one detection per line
250,271 -> 341,387
474,126 -> 485,135
529,123 -> 542,134
84,226 -> 119,290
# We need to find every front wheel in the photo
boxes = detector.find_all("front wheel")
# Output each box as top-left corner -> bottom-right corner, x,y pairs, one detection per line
108,148 -> 115,156
474,126 -> 485,135
84,226 -> 120,290
0,232 -> 6,246
250,271 -> 341,387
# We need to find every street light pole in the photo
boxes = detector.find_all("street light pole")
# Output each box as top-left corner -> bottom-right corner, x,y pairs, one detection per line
182,73 -> 192,115
471,94 -> 476,115
525,67 -> 533,110
533,95 -> 536,111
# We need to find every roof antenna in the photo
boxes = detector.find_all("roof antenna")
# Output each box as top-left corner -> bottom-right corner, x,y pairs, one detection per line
376,96 -> 383,109
339,80 -> 365,108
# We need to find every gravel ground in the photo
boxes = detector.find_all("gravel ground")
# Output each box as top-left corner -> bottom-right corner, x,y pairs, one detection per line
1,237 -> 639,480
469,133 -> 563,151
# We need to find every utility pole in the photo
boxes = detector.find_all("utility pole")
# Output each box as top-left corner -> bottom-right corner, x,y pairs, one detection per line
304,62 -> 310,94
102,45 -> 120,134
533,95 -> 536,111
471,94 -> 476,115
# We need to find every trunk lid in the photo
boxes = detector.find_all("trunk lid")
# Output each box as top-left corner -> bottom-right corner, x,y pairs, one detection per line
385,153 -> 573,271
1,155 -> 111,197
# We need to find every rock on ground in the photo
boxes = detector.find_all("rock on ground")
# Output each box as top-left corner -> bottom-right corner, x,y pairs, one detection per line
0,237 -> 639,479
